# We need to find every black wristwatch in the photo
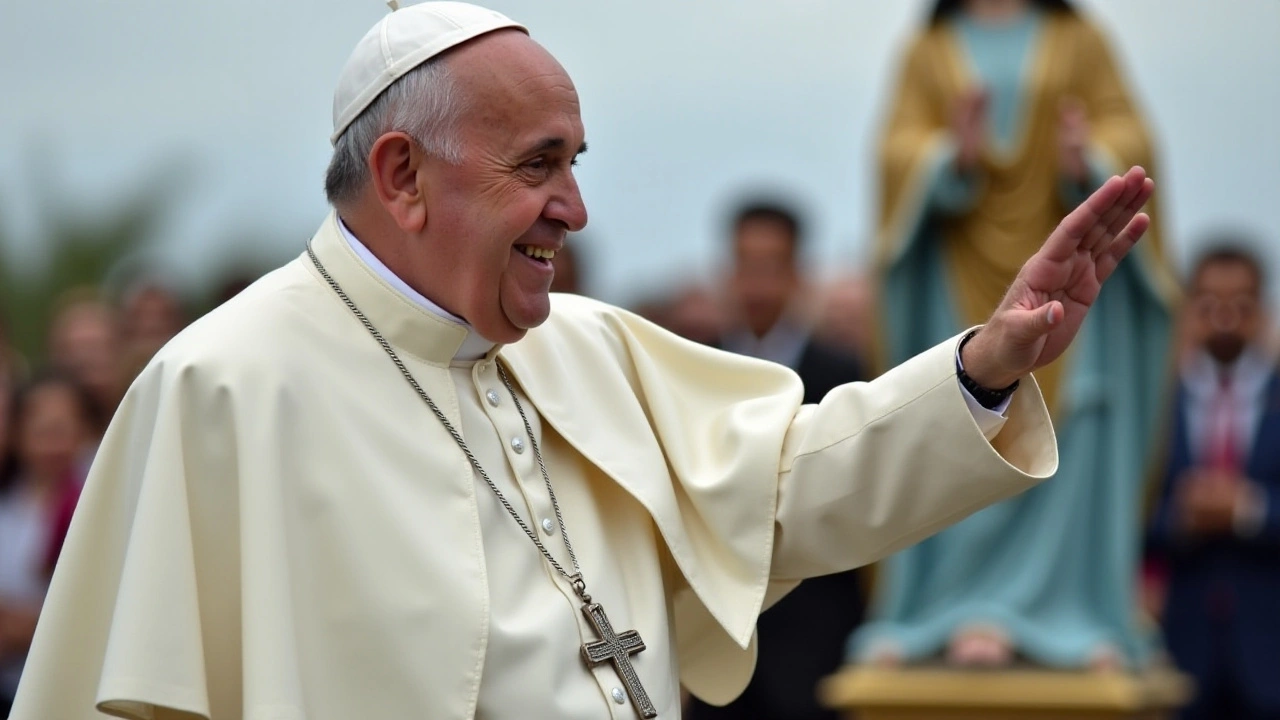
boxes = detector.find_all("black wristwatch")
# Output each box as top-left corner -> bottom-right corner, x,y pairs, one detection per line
957,329 -> 1019,410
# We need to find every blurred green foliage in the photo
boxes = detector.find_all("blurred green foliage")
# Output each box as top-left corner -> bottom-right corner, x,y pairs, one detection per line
0,164 -> 184,365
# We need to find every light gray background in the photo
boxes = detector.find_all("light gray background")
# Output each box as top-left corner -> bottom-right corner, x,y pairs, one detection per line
1,1 -> 1276,304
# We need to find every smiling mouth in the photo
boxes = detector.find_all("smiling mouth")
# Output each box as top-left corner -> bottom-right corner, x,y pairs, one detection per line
516,245 -> 556,262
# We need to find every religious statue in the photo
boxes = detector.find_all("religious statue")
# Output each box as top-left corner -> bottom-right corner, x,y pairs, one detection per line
849,0 -> 1179,670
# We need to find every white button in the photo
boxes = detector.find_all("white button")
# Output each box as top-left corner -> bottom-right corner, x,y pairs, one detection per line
485,389 -> 500,407
541,518 -> 555,535
611,687 -> 626,704
511,436 -> 525,453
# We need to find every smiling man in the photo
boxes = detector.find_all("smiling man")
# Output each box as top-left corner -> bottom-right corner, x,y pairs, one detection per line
11,3 -> 1157,719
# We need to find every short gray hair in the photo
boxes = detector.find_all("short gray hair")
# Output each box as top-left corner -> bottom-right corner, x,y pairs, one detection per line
324,55 -> 466,206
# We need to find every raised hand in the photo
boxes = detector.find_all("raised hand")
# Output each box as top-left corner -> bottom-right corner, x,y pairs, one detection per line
961,166 -> 1154,389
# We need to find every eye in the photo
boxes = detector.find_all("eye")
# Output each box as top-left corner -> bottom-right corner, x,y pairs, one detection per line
524,157 -> 548,171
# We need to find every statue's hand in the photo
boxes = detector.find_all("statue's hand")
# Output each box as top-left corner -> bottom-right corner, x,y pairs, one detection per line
1058,96 -> 1090,185
961,166 -> 1154,389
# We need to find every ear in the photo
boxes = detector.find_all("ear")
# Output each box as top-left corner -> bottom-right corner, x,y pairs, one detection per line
368,132 -> 428,232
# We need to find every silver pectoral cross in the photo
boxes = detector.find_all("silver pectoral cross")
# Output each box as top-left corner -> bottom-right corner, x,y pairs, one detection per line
580,602 -> 657,718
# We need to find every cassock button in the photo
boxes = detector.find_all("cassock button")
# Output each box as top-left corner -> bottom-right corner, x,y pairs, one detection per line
541,518 -> 555,535
485,389 -> 500,407
611,687 -> 626,704
511,436 -> 526,453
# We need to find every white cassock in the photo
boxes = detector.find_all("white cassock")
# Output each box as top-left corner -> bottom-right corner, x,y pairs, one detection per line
10,213 -> 1057,720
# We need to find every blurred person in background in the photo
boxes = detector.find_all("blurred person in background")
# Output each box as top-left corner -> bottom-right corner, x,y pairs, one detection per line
47,291 -> 126,423
120,279 -> 187,383
1147,244 -> 1280,720
663,283 -> 726,347
719,201 -> 866,390
686,201 -> 865,720
814,272 -> 875,366
0,372 -> 99,717
851,0 -> 1179,670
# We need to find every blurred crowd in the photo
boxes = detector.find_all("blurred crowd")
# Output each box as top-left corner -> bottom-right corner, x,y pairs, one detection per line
1,0 -> 1277,719
0,279 -> 187,713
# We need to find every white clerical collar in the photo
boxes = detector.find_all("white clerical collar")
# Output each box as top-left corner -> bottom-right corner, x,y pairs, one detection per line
337,218 -> 496,361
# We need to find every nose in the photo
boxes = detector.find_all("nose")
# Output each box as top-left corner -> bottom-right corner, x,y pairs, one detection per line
546,173 -> 588,232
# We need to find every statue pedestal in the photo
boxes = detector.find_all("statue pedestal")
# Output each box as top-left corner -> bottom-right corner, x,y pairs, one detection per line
818,666 -> 1192,720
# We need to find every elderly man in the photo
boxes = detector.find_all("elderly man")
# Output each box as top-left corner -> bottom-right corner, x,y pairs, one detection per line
11,3 -> 1154,719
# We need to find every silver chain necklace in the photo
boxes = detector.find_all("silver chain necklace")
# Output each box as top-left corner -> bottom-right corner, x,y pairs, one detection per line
306,244 -> 658,718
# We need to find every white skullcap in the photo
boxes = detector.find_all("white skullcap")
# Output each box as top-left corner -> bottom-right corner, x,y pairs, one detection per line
331,2 -> 526,144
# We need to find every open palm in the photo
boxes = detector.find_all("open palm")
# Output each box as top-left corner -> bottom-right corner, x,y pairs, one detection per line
963,166 -> 1154,388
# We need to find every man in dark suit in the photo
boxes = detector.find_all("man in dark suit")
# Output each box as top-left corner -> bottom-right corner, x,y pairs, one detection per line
1149,244 -> 1280,720
686,200 -> 866,720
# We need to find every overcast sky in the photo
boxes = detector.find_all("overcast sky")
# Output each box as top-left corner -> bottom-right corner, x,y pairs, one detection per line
1,0 -> 1277,305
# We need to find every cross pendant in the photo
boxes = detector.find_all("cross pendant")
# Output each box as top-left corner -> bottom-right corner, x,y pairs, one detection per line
580,602 -> 657,718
